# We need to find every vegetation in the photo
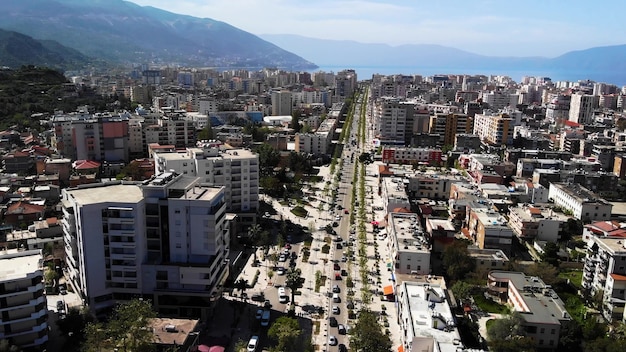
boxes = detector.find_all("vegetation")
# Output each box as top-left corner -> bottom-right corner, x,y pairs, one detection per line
349,308 -> 392,352
472,294 -> 509,314
83,299 -> 156,352
285,268 -> 303,303
486,312 -> 534,352
442,240 -> 475,282
267,316 -> 303,352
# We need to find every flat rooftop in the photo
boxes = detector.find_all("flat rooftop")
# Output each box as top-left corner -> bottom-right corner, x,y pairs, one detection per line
0,249 -> 42,281
401,281 -> 462,352
65,183 -> 144,205
151,317 -> 199,346
390,213 -> 430,253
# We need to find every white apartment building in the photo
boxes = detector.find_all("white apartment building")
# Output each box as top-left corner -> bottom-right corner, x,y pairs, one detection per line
61,173 -> 229,319
271,90 -> 292,116
481,91 -> 519,110
487,271 -> 570,350
0,249 -> 48,349
508,205 -> 567,242
153,147 -> 259,224
568,93 -> 598,125
373,97 -> 415,145
144,113 -> 195,148
406,172 -> 462,200
396,278 -> 464,352
380,178 -> 411,214
295,118 -> 337,155
387,213 -> 431,275
582,236 -> 626,322
548,182 -> 612,221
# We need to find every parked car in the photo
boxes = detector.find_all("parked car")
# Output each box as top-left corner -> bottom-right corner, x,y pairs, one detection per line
329,317 -> 338,327
247,336 -> 259,352
329,336 -> 338,346
338,324 -> 346,335
338,344 -> 348,352
255,309 -> 264,320
333,293 -> 341,303
332,285 -> 340,293
333,263 -> 341,270
251,293 -> 265,302
332,306 -> 340,315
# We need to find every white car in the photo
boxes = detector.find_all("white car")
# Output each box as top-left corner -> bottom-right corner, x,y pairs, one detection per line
247,335 -> 259,352
279,255 -> 287,262
277,267 -> 286,275
329,335 -> 338,346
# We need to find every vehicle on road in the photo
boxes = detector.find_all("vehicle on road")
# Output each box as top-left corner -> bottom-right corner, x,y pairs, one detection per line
332,306 -> 340,315
333,293 -> 341,303
255,309 -> 264,320
260,310 -> 271,327
332,285 -> 340,293
338,324 -> 346,335
338,344 -> 348,352
279,255 -> 287,262
329,316 -> 338,327
278,287 -> 288,303
251,293 -> 265,302
277,267 -> 286,275
290,251 -> 297,259
341,256 -> 347,262
335,272 -> 341,280
333,263 -> 340,270
247,335 -> 259,352
329,336 -> 338,346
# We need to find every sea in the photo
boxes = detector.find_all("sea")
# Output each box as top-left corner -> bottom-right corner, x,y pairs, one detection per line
316,65 -> 626,87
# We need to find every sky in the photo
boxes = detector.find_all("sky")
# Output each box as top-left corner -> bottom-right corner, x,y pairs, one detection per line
129,0 -> 625,58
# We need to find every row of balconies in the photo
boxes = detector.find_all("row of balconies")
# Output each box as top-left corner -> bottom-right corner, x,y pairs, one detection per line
0,283 -> 44,299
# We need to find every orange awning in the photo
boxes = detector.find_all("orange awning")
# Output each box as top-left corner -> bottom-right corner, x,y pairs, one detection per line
398,345 -> 404,352
383,285 -> 394,295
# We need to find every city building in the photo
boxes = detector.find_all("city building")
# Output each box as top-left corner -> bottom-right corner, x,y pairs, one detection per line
271,90 -> 292,116
473,112 -> 513,146
582,236 -> 626,322
0,249 -> 48,349
380,147 -> 442,165
153,146 -> 259,226
61,173 -> 229,319
481,91 -> 519,110
144,113 -> 196,149
387,213 -> 431,275
487,271 -> 570,350
547,183 -> 612,222
396,277 -> 465,352
373,98 -> 415,146
429,113 -> 472,147
467,247 -> 510,273
507,205 -> 567,242
467,206 -> 514,254
294,118 -> 337,155
568,93 -> 598,125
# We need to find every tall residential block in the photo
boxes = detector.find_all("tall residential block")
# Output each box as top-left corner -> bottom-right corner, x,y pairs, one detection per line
61,174 -> 229,319
568,93 -> 598,125
429,113 -> 472,147
0,249 -> 48,349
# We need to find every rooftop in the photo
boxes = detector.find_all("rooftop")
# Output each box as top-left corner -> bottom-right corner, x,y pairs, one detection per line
65,182 -> 144,205
0,249 -> 42,281
390,213 -> 430,253
150,317 -> 199,346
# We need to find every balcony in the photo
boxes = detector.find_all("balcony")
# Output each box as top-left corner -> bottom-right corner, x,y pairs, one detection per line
0,308 -> 47,325
0,283 -> 44,299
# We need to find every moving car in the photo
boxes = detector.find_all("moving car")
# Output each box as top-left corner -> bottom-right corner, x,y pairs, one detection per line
338,344 -> 348,352
332,293 -> 341,303
247,335 -> 259,352
251,293 -> 265,302
278,287 -> 288,303
277,267 -> 286,275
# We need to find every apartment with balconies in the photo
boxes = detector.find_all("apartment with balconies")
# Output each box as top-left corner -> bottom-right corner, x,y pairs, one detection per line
387,213 -> 431,275
487,271 -> 570,351
153,146 -> 259,226
61,173 -> 229,319
467,206 -> 514,254
0,249 -> 48,349
548,182 -> 612,222
508,205 -> 567,242
582,236 -> 626,322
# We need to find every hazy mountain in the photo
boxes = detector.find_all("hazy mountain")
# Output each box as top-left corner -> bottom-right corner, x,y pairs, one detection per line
0,29 -> 90,70
261,34 -> 626,83
0,0 -> 317,70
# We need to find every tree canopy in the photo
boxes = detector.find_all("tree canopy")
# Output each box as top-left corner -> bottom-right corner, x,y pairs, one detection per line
349,308 -> 392,352
268,316 -> 302,352
442,240 -> 475,282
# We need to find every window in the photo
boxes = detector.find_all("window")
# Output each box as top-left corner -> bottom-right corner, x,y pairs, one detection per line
539,340 -> 544,345
540,328 -> 545,334
406,264 -> 410,270
176,243 -> 182,249
551,329 -> 556,335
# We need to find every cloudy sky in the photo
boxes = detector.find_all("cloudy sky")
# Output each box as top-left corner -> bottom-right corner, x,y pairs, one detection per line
130,0 -> 624,57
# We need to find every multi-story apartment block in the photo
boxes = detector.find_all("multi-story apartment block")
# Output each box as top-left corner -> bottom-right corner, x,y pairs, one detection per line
545,94 -> 571,121
270,90 -> 292,116
380,177 -> 411,214
467,207 -> 514,254
373,98 -> 415,146
548,182 -> 612,221
334,69 -> 357,98
467,247 -> 510,273
454,133 -> 482,152
582,236 -> 626,322
144,113 -> 196,149
0,249 -> 48,349
51,111 -> 131,162
429,113 -> 472,147
153,147 -> 259,224
61,173 -> 229,319
481,91 -> 519,110
396,277 -> 464,352
473,112 -> 513,146
294,118 -> 336,155
487,271 -> 570,350
406,172 -> 462,200
508,205 -> 567,242
380,147 -> 442,165
387,213 -> 431,275
569,93 -> 599,125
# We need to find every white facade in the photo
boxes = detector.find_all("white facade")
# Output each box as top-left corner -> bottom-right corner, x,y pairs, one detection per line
388,213 -> 431,275
481,91 -> 519,110
373,98 -> 414,145
0,249 -> 48,349
61,174 -> 229,319
548,182 -> 612,221
153,147 -> 259,216
568,93 -> 598,124
271,90 -> 292,116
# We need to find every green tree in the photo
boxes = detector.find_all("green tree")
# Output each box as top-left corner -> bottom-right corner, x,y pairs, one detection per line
235,278 -> 249,295
290,110 -> 302,133
541,242 -> 560,267
57,306 -> 95,345
107,299 -> 157,352
558,319 -> 582,352
559,218 -> 583,242
442,240 -> 475,281
83,322 -> 106,352
285,268 -> 302,304
349,308 -> 392,352
522,262 -> 562,286
486,312 -> 534,352
268,316 -> 301,352
197,123 -> 214,140
233,338 -> 247,352
450,281 -> 475,302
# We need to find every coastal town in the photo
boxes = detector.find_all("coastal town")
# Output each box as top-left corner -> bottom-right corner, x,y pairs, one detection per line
2,64 -> 626,352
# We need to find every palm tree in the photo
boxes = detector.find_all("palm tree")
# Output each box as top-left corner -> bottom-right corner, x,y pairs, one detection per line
286,268 -> 302,304
247,224 -> 262,263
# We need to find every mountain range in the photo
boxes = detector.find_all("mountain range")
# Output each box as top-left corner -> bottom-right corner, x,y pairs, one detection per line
261,34 -> 626,85
0,0 -> 316,70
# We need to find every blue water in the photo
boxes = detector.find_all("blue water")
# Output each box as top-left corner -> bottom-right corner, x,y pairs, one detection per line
316,65 -> 626,87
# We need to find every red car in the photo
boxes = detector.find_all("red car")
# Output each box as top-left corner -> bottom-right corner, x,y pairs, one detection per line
285,243 -> 291,250
344,209 -> 349,214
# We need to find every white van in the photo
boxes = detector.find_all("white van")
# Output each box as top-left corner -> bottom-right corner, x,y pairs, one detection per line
260,310 -> 271,327
278,287 -> 288,303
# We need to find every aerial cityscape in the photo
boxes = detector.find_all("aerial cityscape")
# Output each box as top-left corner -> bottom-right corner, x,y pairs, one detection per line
1,1 -> 626,352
